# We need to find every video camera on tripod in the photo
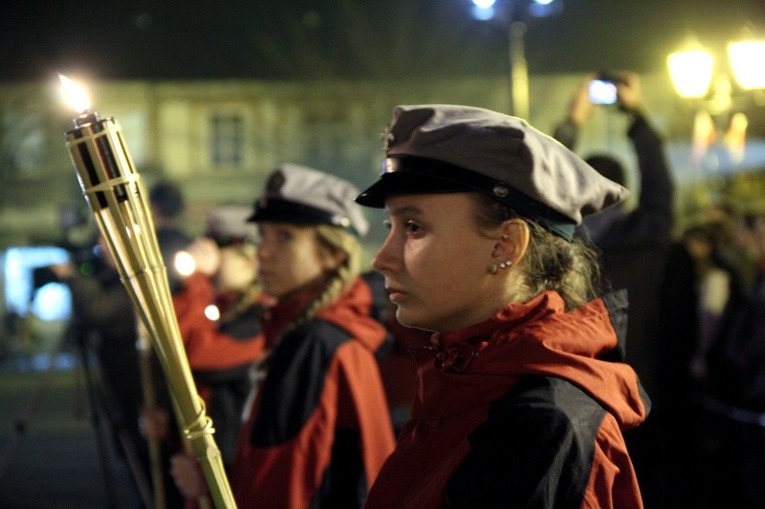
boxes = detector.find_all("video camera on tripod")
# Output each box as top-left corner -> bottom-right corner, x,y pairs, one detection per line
31,204 -> 100,293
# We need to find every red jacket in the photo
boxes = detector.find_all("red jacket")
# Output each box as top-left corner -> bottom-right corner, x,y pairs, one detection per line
365,290 -> 649,509
232,277 -> 396,508
173,272 -> 267,371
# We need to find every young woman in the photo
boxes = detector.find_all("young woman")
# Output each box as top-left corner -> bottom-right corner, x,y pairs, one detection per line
172,164 -> 395,509
355,104 -> 651,508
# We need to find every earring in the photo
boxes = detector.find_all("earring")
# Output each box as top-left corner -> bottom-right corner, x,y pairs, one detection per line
489,260 -> 512,274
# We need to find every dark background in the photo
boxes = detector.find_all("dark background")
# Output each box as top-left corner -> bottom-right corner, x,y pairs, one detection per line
1,0 -> 763,82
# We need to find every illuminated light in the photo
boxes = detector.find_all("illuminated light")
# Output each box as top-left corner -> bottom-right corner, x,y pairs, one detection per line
667,49 -> 715,98
471,5 -> 495,20
589,79 -> 617,104
728,39 -> 765,90
472,0 -> 496,7
723,112 -> 748,164
58,74 -> 91,114
31,283 -> 72,321
204,304 -> 221,321
79,261 -> 95,277
3,246 -> 70,318
528,0 -> 562,17
174,250 -> 196,276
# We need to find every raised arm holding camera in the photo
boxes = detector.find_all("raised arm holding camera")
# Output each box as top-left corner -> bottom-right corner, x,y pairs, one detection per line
553,71 -> 675,506
553,71 -> 674,246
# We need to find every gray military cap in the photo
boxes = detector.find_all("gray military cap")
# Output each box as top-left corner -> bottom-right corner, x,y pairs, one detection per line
248,163 -> 369,237
355,104 -> 629,240
205,204 -> 259,246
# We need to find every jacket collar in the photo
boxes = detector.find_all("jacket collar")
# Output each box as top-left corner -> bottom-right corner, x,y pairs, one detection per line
412,291 -> 648,429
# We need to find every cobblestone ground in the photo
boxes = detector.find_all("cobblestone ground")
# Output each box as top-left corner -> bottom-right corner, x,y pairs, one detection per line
0,351 -> 141,509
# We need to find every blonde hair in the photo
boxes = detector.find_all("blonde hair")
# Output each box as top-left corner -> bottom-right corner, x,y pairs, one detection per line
470,193 -> 602,311
283,224 -> 363,334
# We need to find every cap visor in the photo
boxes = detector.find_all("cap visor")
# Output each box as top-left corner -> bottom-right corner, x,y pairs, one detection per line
355,172 -> 473,208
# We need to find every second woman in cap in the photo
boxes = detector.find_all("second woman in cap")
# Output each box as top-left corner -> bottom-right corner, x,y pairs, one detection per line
174,163 -> 395,509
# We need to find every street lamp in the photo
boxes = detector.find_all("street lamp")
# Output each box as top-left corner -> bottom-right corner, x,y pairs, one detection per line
668,31 -> 765,108
668,31 -> 765,148
667,30 -> 765,209
469,0 -> 562,119
727,38 -> 765,90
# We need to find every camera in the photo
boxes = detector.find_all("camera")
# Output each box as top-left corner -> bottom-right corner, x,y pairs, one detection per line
57,205 -> 98,266
589,72 -> 620,105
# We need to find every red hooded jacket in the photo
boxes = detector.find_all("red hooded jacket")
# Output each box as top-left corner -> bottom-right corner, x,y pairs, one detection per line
232,277 -> 396,508
365,290 -> 649,508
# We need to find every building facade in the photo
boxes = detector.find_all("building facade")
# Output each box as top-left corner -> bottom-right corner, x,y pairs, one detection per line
0,72 -> 762,251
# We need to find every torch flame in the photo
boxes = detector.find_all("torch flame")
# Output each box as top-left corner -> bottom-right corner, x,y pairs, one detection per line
59,74 -> 92,114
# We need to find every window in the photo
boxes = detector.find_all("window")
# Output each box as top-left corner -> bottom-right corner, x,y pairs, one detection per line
210,113 -> 243,167
2,111 -> 45,178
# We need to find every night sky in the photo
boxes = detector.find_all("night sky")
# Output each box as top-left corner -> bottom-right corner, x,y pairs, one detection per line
1,0 -> 763,83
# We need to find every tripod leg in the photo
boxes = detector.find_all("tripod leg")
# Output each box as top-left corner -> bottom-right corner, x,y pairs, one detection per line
84,334 -> 156,509
74,330 -> 120,508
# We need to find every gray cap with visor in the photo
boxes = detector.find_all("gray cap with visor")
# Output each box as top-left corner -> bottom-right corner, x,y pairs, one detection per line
355,104 -> 629,240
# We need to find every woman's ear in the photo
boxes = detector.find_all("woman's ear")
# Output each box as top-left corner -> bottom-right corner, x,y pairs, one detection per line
491,219 -> 530,265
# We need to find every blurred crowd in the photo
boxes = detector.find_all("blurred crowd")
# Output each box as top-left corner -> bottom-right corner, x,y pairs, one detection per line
1,71 -> 763,508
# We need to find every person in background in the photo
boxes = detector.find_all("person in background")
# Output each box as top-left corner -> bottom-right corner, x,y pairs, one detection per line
355,104 -> 649,508
171,164 -> 395,508
149,180 -> 192,293
553,72 -> 674,505
699,201 -> 759,290
656,217 -> 748,507
683,222 -> 744,381
700,209 -> 765,508
168,204 -> 272,474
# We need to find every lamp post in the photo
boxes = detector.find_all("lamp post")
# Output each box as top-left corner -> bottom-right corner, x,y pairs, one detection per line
668,32 -> 765,113
667,30 -> 765,209
469,0 -> 561,119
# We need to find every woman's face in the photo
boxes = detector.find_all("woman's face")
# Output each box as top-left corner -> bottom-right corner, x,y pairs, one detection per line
372,193 -> 503,333
684,235 -> 712,262
256,222 -> 331,298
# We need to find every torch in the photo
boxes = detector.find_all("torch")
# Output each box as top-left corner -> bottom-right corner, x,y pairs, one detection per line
59,75 -> 236,509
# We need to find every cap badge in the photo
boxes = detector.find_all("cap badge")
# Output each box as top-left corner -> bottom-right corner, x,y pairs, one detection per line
493,183 -> 509,198
265,170 -> 286,197
381,128 -> 395,152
